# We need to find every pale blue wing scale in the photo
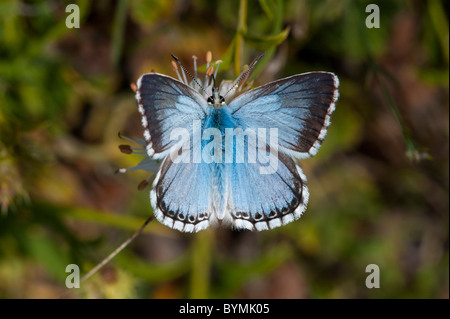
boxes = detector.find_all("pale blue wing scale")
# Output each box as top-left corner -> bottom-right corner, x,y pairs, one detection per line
150,148 -> 215,232
136,73 -> 208,159
136,73 -> 217,231
228,72 -> 339,159
224,148 -> 309,231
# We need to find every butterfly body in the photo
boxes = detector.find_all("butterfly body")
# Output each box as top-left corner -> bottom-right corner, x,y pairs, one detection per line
135,68 -> 339,232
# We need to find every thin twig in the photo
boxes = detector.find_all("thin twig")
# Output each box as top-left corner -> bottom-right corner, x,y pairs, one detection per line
61,215 -> 155,298
80,215 -> 155,284
235,0 -> 248,77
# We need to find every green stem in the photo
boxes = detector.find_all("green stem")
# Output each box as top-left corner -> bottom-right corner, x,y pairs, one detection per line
189,230 -> 212,298
376,73 -> 409,141
111,0 -> 128,67
428,0 -> 449,65
235,0 -> 248,77
361,7 -> 426,161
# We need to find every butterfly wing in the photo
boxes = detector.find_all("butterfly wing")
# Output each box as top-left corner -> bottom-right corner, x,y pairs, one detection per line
228,72 -> 339,159
136,73 -> 208,159
223,72 -> 338,230
136,73 -> 214,231
224,147 -> 309,231
150,148 -> 214,232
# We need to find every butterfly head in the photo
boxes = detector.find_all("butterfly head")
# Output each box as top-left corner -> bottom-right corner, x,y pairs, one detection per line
170,52 -> 264,106
207,87 -> 225,107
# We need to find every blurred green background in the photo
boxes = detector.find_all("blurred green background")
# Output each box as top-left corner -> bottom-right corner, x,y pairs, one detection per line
0,0 -> 448,299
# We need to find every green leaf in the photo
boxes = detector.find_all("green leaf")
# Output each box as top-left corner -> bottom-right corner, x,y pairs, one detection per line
241,27 -> 290,50
35,202 -> 175,238
258,0 -> 274,21
24,228 -> 70,282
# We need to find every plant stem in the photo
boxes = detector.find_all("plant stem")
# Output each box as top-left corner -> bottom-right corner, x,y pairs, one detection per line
79,215 -> 155,285
235,0 -> 248,77
189,230 -> 212,298
111,0 -> 128,67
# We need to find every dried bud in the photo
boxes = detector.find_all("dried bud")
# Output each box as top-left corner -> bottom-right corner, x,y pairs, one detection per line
130,82 -> 137,93
171,60 -> 178,72
137,180 -> 149,190
206,51 -> 212,63
206,65 -> 215,77
119,144 -> 133,154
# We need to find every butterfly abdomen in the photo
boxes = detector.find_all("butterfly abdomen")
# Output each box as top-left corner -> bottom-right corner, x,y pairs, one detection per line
203,108 -> 237,225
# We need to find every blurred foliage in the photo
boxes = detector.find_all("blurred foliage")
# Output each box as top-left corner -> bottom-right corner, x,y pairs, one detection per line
0,0 -> 448,299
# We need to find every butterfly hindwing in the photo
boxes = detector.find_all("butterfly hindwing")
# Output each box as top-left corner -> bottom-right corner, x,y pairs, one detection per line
229,72 -> 339,159
151,148 -> 214,232
224,145 -> 309,231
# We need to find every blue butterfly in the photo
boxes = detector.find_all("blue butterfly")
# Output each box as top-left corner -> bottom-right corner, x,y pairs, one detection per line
131,53 -> 339,232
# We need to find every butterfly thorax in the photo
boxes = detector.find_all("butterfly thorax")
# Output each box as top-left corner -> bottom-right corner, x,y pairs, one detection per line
207,87 -> 226,108
204,106 -> 236,133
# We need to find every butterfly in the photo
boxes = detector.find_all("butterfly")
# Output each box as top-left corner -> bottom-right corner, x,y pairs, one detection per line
131,53 -> 339,232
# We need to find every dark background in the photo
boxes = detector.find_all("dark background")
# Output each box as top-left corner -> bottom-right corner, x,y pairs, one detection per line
0,0 -> 448,298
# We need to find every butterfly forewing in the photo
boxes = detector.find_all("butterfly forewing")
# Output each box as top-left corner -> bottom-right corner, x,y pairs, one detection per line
229,72 -> 339,159
136,73 -> 207,159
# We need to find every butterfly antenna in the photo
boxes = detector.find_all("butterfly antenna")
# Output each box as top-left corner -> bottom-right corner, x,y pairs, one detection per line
223,53 -> 265,98
171,54 -> 207,95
